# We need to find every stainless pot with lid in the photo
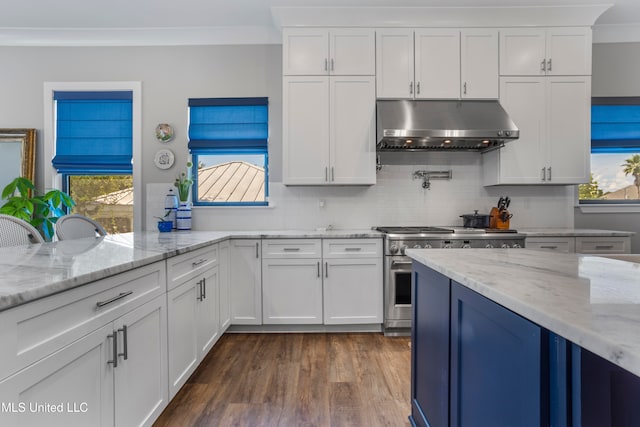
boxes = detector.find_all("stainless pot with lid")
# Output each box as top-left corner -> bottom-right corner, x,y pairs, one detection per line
460,210 -> 490,228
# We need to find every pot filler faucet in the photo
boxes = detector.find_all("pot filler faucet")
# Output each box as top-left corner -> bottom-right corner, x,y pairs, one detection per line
412,170 -> 452,189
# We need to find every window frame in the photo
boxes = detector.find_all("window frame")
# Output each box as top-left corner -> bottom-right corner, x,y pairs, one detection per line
578,96 -> 640,210
188,97 -> 269,207
43,82 -> 142,230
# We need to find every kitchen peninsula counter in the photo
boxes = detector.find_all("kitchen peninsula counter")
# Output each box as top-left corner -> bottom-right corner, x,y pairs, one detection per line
0,229 -> 381,312
405,248 -> 640,377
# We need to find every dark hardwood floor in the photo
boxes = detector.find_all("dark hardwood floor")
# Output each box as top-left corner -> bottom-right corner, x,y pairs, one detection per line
153,333 -> 411,427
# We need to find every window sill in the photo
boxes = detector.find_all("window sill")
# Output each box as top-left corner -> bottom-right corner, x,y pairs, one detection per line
192,201 -> 276,209
578,203 -> 640,213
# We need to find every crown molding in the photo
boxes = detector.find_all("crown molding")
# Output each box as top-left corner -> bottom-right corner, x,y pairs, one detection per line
271,5 -> 612,29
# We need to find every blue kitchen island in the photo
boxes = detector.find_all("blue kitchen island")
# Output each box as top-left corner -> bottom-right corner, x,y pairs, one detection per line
405,248 -> 640,427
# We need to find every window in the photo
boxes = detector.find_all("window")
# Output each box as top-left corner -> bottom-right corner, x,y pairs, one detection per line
51,91 -> 134,233
188,97 -> 268,206
579,97 -> 640,204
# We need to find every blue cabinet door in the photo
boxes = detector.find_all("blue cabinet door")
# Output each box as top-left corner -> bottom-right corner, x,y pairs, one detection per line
410,263 -> 451,427
450,282 -> 545,427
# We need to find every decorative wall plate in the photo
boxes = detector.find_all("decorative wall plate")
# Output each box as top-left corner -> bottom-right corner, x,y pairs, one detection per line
155,123 -> 174,142
154,148 -> 175,169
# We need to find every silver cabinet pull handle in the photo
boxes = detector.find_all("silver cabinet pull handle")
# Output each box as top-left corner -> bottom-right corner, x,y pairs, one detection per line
541,167 -> 546,181
409,82 -> 413,95
547,58 -> 552,71
108,330 -> 118,367
391,261 -> 412,267
317,261 -> 320,278
192,259 -> 207,267
595,245 -> 614,250
331,167 -> 334,182
325,167 -> 328,182
202,277 -> 206,300
344,247 -> 362,251
331,58 -> 334,71
463,82 -> 467,95
547,167 -> 552,181
197,279 -> 203,301
97,291 -> 133,308
416,82 -> 421,95
325,262 -> 328,278
324,58 -> 328,71
541,59 -> 546,72
118,325 -> 128,361
256,242 -> 259,258
283,248 -> 301,252
540,245 -> 558,249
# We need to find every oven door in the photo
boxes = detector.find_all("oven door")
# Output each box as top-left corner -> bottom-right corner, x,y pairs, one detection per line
385,255 -> 413,330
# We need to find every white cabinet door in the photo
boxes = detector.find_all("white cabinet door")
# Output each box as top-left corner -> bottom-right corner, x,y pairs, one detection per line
499,28 -> 547,75
415,29 -> 460,99
0,324 -> 114,427
283,76 -> 330,185
547,76 -> 591,184
375,29 -> 415,99
219,240 -> 231,332
546,27 -> 592,76
484,77 -> 546,184
282,28 -> 328,75
167,280 -> 199,398
262,258 -> 323,324
329,29 -> 376,75
330,76 -> 376,184
323,258 -> 383,325
197,265 -> 220,356
230,240 -> 262,325
114,296 -> 168,427
525,237 -> 575,253
283,28 -> 375,76
461,29 -> 499,99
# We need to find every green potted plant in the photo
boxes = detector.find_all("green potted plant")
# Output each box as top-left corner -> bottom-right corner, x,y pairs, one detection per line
0,177 -> 75,241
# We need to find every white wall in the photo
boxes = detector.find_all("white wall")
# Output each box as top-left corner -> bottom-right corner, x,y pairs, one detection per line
0,44 -> 575,232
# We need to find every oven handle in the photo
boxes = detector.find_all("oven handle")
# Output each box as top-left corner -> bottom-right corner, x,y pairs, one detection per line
390,261 -> 413,268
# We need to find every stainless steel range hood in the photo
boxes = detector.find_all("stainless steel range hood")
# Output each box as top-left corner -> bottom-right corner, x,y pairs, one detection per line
376,99 -> 519,151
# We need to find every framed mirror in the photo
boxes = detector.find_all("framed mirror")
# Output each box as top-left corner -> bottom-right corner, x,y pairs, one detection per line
0,129 -> 36,192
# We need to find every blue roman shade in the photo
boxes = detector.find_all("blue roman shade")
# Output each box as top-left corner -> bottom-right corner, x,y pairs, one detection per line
591,97 -> 640,153
52,91 -> 133,173
188,97 -> 268,151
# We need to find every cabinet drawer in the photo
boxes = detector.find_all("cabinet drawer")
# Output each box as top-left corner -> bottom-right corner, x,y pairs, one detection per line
262,239 -> 321,259
575,237 -> 630,254
322,238 -> 382,258
525,237 -> 575,253
0,262 -> 166,381
167,244 -> 218,290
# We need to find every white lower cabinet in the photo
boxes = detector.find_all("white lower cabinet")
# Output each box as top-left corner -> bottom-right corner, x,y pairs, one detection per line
218,240 -> 231,333
230,239 -> 262,325
526,236 -> 631,254
167,247 -> 220,398
262,239 -> 323,324
0,295 -> 168,427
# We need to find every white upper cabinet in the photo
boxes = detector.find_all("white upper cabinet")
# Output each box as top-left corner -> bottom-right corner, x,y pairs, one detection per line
460,29 -> 499,99
483,76 -> 591,185
376,28 -> 498,99
283,28 -> 375,76
500,27 -> 592,76
415,29 -> 461,99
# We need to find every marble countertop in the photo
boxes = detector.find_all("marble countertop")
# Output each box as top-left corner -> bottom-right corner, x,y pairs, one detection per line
405,248 -> 640,377
518,228 -> 635,237
0,229 -> 381,312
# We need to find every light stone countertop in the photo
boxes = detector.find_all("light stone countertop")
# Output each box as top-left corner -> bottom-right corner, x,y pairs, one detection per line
405,248 -> 640,377
0,229 -> 381,312
518,228 -> 635,237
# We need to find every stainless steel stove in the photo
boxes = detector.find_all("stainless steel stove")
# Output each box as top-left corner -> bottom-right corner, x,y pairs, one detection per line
375,226 -> 525,335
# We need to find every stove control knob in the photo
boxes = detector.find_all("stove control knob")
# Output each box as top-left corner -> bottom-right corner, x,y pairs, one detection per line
443,243 -> 452,249
424,244 -> 432,249
512,243 -> 522,249
389,244 -> 399,255
501,243 -> 509,249
413,244 -> 422,249
462,243 -> 471,249
485,243 -> 494,249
